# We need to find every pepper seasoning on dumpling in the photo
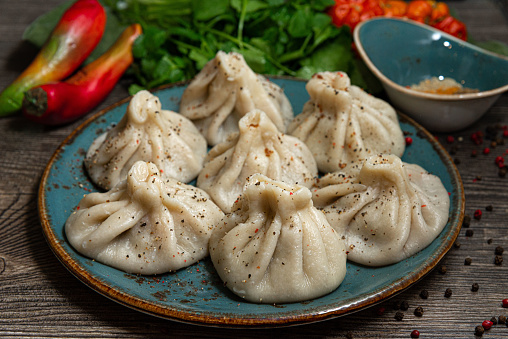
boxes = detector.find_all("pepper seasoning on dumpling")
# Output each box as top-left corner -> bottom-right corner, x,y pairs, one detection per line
180,51 -> 293,146
197,109 -> 318,213
288,71 -> 405,174
65,161 -> 224,275
209,174 -> 347,303
312,154 -> 450,266
85,90 -> 207,190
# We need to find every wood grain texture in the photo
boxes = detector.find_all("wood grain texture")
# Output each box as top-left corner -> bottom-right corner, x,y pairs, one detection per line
1,1 -> 508,338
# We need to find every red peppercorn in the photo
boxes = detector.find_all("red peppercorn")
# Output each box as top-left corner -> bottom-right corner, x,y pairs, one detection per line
502,298 -> 508,308
496,156 -> 504,163
483,147 -> 490,154
474,209 -> 482,220
410,330 -> 420,338
482,320 -> 493,330
446,135 -> 454,143
405,137 -> 413,146
504,130 -> 508,137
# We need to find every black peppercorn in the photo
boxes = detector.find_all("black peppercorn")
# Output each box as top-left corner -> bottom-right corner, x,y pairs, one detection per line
472,283 -> 480,292
466,229 -> 474,237
495,246 -> 504,255
490,316 -> 498,325
345,332 -> 354,339
454,241 -> 461,249
414,306 -> 424,317
499,315 -> 506,324
465,257 -> 472,265
475,325 -> 485,336
463,215 -> 471,228
394,311 -> 404,321
486,205 -> 493,212
444,288 -> 452,298
420,290 -> 429,299
488,239 -> 493,244
495,255 -> 503,266
400,301 -> 409,311
499,166 -> 507,178
439,265 -> 447,274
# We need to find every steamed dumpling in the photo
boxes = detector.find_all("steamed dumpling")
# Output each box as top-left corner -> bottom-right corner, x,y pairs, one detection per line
180,51 -> 293,145
312,154 -> 450,266
209,174 -> 347,303
197,109 -> 318,213
65,161 -> 224,274
85,90 -> 207,190
288,71 -> 405,174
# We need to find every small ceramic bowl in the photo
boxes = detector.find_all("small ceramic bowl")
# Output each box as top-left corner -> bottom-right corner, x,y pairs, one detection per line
354,17 -> 508,132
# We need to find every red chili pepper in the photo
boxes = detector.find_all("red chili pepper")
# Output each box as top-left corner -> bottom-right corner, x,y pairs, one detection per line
22,24 -> 142,125
0,0 -> 106,116
431,15 -> 468,41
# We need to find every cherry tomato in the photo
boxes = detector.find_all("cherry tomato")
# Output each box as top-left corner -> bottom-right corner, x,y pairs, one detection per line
432,15 -> 468,41
381,0 -> 408,17
406,0 -> 433,23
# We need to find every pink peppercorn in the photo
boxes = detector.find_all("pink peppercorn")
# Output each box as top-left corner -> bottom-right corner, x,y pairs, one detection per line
503,299 -> 508,308
474,209 -> 482,220
405,137 -> 413,146
482,320 -> 493,330
483,147 -> 490,155
504,130 -> 508,137
410,330 -> 420,338
446,136 -> 454,143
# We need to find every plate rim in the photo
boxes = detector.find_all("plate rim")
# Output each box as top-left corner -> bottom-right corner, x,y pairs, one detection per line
38,77 -> 465,327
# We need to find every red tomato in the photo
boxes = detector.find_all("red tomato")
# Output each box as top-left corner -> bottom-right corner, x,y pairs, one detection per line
432,15 -> 468,41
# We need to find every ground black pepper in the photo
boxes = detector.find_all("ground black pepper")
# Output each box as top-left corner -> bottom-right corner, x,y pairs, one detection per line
495,246 -> 504,255
414,306 -> 424,317
400,301 -> 409,311
445,288 -> 452,298
472,283 -> 480,292
495,255 -> 503,266
465,257 -> 472,265
475,325 -> 485,336
394,311 -> 404,321
466,229 -> 474,237
419,290 -> 429,299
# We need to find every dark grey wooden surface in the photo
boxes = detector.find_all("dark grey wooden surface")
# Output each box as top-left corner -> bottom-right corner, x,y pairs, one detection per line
2,1 -> 508,338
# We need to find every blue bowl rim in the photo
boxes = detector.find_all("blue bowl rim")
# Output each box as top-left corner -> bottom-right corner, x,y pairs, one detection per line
353,17 -> 508,102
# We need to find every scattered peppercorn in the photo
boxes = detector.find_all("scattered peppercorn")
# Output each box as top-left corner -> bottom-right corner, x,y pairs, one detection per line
466,229 -> 474,237
395,311 -> 404,321
475,325 -> 485,336
405,137 -> 413,146
474,209 -> 482,220
414,306 -> 424,317
463,215 -> 471,227
475,175 -> 482,181
410,330 -> 420,338
472,283 -> 480,292
345,332 -> 354,339
444,288 -> 452,298
499,166 -> 507,178
488,239 -> 493,244
465,257 -> 472,265
482,320 -> 494,330
499,315 -> 507,324
495,255 -> 503,266
438,265 -> 447,274
503,299 -> 508,308
490,316 -> 498,325
400,301 -> 409,311
447,135 -> 455,143
483,147 -> 491,154
495,246 -> 504,255
420,290 -> 429,299
454,241 -> 461,249
486,205 -> 493,212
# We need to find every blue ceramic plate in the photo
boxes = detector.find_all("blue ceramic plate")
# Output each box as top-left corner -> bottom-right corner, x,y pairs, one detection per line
39,77 -> 464,327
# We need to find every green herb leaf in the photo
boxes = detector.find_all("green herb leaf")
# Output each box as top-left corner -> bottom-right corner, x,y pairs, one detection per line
191,0 -> 229,21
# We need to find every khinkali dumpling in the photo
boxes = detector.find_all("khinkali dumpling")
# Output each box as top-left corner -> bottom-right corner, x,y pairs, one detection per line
85,90 -> 207,190
288,72 -> 405,174
180,51 -> 293,146
209,174 -> 347,303
313,154 -> 450,266
197,109 -> 318,213
65,161 -> 224,274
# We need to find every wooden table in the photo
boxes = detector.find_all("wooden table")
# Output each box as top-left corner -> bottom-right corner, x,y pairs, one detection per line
2,1 -> 508,337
